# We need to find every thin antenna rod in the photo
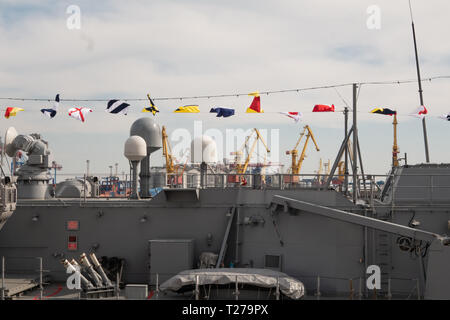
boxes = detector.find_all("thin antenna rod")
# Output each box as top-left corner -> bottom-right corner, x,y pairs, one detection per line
408,0 -> 414,21
409,0 -> 430,163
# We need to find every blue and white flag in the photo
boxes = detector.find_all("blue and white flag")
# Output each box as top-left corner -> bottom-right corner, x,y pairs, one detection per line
40,94 -> 59,118
106,100 -> 130,115
439,113 -> 450,121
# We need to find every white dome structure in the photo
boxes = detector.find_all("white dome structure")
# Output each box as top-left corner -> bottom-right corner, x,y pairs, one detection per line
124,136 -> 147,161
129,118 -> 162,154
190,136 -> 218,164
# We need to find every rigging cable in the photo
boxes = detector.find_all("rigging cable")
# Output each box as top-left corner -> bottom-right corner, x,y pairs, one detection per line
0,75 -> 449,102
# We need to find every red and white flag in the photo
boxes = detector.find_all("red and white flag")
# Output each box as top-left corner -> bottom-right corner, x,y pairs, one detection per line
280,112 -> 302,122
68,107 -> 93,122
409,105 -> 428,119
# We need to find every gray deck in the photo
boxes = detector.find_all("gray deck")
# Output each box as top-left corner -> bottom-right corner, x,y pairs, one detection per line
1,274 -> 49,298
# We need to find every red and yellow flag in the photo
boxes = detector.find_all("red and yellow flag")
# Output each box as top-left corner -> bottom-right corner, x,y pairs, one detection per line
4,107 -> 24,119
246,92 -> 263,113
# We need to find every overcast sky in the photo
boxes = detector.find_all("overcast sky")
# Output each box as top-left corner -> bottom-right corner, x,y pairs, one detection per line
0,0 -> 449,178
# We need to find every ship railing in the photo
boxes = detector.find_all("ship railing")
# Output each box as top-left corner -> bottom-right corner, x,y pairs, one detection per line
355,173 -> 450,204
146,271 -> 422,300
178,173 -> 344,190
289,273 -> 423,300
1,256 -> 47,300
53,172 -> 450,203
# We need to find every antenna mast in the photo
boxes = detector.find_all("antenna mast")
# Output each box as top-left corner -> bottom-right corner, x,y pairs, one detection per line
409,0 -> 430,163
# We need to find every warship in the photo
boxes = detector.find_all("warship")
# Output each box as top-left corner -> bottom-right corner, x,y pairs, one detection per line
1,3 -> 449,302
0,96 -> 449,301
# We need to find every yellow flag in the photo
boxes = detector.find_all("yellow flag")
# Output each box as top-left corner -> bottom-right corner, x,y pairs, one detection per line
174,105 -> 200,113
142,94 -> 159,116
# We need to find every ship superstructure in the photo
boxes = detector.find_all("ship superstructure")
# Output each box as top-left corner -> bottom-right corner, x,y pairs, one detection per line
0,114 -> 449,300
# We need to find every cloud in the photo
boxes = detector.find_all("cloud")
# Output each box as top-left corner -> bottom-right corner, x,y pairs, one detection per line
0,0 -> 449,175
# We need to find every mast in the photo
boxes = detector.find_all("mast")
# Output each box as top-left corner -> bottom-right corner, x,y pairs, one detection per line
409,0 -> 430,163
392,113 -> 399,167
352,83 -> 358,204
344,107 -> 349,195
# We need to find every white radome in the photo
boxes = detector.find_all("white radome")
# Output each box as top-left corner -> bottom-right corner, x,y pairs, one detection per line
124,136 -> 147,161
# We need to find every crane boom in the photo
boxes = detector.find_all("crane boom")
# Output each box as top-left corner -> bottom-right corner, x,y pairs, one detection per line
162,126 -> 176,174
235,128 -> 270,174
292,127 -> 307,152
287,125 -> 320,175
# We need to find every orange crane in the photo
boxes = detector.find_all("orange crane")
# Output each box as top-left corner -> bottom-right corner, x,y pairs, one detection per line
286,125 -> 320,175
335,140 -> 353,185
162,126 -> 186,186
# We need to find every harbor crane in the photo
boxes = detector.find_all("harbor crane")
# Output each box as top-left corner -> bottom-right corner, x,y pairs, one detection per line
317,158 -> 331,183
162,126 -> 186,185
286,125 -> 320,175
162,126 -> 175,174
335,140 -> 353,185
230,128 -> 270,184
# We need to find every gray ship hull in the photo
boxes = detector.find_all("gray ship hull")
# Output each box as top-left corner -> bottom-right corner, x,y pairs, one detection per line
1,170 -> 449,299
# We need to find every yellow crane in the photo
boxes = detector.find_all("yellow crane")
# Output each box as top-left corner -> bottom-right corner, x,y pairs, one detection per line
286,125 -> 320,175
162,126 -> 176,174
336,140 -> 353,184
230,129 -> 270,184
392,113 -> 399,167
162,126 -> 186,185
231,128 -> 270,174
338,161 -> 345,182
334,140 -> 355,185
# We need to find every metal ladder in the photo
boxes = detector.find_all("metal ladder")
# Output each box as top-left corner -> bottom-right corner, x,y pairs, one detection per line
375,212 -> 393,294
